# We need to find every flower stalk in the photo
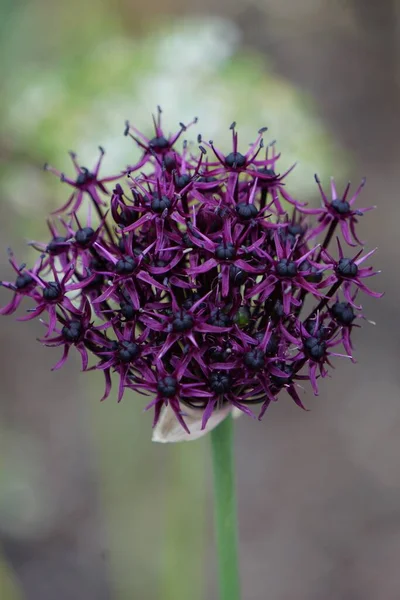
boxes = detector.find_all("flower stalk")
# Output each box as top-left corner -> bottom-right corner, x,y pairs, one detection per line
211,414 -> 241,600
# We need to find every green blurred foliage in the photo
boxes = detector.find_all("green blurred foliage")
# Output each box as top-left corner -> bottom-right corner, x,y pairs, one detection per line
0,1 -> 347,598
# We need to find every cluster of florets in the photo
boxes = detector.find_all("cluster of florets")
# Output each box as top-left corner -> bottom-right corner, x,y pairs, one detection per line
0,109 -> 382,432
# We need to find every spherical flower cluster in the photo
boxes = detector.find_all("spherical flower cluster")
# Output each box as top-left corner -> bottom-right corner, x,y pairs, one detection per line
0,109 -> 382,436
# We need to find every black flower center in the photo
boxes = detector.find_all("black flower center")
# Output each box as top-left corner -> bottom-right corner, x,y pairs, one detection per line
172,313 -> 194,332
276,259 -> 297,278
75,227 -> 95,247
175,174 -> 191,189
271,362 -> 293,386
182,232 -> 202,248
151,195 -> 171,213
182,293 -> 202,310
116,208 -> 136,226
288,224 -> 304,237
336,258 -> 358,278
215,243 -> 236,261
15,272 -> 34,290
197,176 -> 220,192
76,168 -> 93,186
331,301 -> 356,326
225,152 -> 246,168
43,281 -> 61,301
209,372 -> 232,394
244,350 -> 265,371
208,309 -> 232,327
281,223 -> 305,247
304,336 -> 327,361
62,321 -> 82,343
209,346 -> 231,362
149,136 -> 169,152
229,264 -> 247,286
120,300 -> 136,320
257,167 -> 276,178
157,376 -> 177,398
304,319 -> 325,339
257,168 -> 277,188
235,202 -> 259,220
47,236 -> 68,255
163,154 -> 177,172
298,260 -> 323,283
255,332 -> 278,356
116,255 -> 136,275
332,199 -> 350,215
117,341 -> 139,363
84,259 -> 104,289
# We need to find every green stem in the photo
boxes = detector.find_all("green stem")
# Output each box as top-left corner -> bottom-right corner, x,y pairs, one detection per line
210,414 -> 241,600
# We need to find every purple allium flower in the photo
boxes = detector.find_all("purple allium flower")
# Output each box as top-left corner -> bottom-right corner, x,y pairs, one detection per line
0,111 -> 382,441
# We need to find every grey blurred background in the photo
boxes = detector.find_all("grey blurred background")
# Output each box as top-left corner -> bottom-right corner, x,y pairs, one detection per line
0,1 -> 399,598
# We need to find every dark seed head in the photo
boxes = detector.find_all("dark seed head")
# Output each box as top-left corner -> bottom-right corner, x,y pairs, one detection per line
175,174 -> 191,189
257,167 -> 276,178
208,309 -> 232,328
304,319 -> 325,339
172,312 -> 194,332
225,152 -> 246,168
209,371 -> 232,394
15,272 -> 34,290
84,259 -> 104,289
304,336 -> 326,361
163,154 -> 176,172
332,199 -> 350,215
337,258 -> 358,278
236,202 -> 259,220
331,301 -> 356,325
271,362 -> 293,386
149,136 -> 169,152
117,341 -> 139,363
115,255 -> 136,275
209,346 -> 230,362
281,223 -> 305,247
298,260 -> 323,283
120,301 -> 136,320
255,332 -> 279,356
215,243 -> 236,261
151,195 -> 171,213
76,168 -> 93,186
276,259 -> 297,278
43,281 -> 61,301
75,227 -> 95,247
182,293 -> 202,310
288,223 -> 304,237
266,333 -> 278,356
116,208 -> 136,226
229,264 -> 247,286
182,230 -> 202,248
47,236 -> 68,255
62,321 -> 82,343
157,376 -> 177,398
197,176 -> 220,192
244,349 -> 265,371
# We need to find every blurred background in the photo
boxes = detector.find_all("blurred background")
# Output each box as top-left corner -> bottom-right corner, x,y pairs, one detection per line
0,0 -> 399,598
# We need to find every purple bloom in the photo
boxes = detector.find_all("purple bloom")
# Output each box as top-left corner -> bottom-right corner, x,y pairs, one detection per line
0,113 -> 382,441
305,176 -> 374,246
45,147 -> 121,215
319,238 -> 383,307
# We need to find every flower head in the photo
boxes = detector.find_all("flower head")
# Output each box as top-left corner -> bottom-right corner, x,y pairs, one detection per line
1,112 -> 382,441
